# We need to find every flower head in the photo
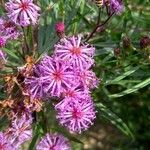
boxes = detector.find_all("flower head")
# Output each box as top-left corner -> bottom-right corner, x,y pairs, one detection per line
140,36 -> 150,49
0,132 -> 15,150
75,69 -> 99,90
55,22 -> 65,32
122,36 -> 131,49
56,96 -> 96,133
6,114 -> 32,148
24,63 -> 47,98
25,76 -> 46,99
62,85 -> 86,99
38,55 -> 75,97
110,0 -> 124,14
0,17 -> 20,40
55,85 -> 89,111
36,133 -> 71,150
5,0 -> 41,26
54,35 -> 95,70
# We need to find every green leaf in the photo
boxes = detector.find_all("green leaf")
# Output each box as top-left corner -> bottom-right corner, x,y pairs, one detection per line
0,116 -> 9,131
106,66 -> 139,85
53,125 -> 83,144
28,134 -> 39,150
66,135 -> 83,144
96,103 -> 134,138
28,123 -> 43,150
65,0 -> 83,32
0,93 -> 6,99
3,48 -> 20,60
108,77 -> 150,98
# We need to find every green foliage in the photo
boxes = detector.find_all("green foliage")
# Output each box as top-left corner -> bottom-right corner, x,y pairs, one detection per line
0,0 -> 150,149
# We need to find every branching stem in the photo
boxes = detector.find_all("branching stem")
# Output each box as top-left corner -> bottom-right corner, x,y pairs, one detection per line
85,11 -> 115,42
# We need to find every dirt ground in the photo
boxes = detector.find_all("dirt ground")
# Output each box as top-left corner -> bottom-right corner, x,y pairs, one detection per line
82,121 -> 127,150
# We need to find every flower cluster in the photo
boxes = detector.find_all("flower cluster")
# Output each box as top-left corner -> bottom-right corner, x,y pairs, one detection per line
0,1 -> 42,149
25,35 -> 99,134
0,0 -> 119,148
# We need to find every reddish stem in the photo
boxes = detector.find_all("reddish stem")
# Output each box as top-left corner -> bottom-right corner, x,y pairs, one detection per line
85,12 -> 115,42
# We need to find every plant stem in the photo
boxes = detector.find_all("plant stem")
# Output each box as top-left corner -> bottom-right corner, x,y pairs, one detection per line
0,0 -> 5,8
22,27 -> 29,54
85,11 -> 115,42
32,26 -> 36,56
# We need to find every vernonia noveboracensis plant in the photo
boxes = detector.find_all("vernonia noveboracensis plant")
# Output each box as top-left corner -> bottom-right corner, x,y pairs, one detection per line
2,0 -> 149,150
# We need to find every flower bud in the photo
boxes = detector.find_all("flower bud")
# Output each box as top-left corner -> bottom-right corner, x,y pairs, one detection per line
55,22 -> 65,38
122,36 -> 131,49
140,36 -> 150,49
114,47 -> 121,56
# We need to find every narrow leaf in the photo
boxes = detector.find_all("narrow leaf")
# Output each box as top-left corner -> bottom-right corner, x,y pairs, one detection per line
28,134 -> 39,150
96,103 -> 133,138
3,48 -> 20,60
106,66 -> 139,85
108,77 -> 150,98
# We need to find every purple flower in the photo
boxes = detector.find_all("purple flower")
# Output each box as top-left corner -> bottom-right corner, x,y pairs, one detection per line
56,96 -> 96,133
36,133 -> 71,150
25,76 -> 46,99
54,35 -> 95,70
110,0 -> 124,14
24,64 -> 47,98
0,37 -> 6,48
55,22 -> 65,33
5,0 -> 41,27
75,69 -> 99,90
38,55 -> 75,97
0,17 -> 20,40
55,85 -> 89,110
55,22 -> 65,38
62,85 -> 86,98
0,132 -> 15,150
6,114 -> 32,148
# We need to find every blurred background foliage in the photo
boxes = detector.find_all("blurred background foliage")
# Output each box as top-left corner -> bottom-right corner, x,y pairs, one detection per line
0,0 -> 150,149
